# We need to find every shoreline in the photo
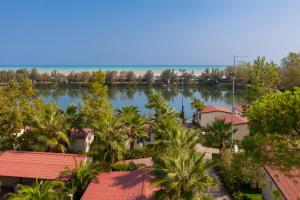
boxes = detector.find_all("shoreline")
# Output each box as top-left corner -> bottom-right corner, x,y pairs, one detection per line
0,65 -> 228,76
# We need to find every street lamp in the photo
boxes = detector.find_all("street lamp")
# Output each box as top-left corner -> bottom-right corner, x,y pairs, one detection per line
179,68 -> 186,121
231,56 -> 247,148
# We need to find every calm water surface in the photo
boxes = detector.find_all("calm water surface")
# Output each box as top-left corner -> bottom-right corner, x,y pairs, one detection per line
37,85 -> 246,119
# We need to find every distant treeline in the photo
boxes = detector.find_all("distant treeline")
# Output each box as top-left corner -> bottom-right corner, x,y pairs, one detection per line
1,52 -> 299,89
0,68 -> 229,85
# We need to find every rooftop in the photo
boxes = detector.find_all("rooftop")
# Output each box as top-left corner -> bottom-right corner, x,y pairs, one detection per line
81,169 -> 157,200
0,151 -> 88,180
264,166 -> 300,200
201,105 -> 231,114
216,114 -> 248,125
234,105 -> 245,113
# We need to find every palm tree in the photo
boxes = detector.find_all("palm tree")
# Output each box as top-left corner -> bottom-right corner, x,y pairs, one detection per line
116,105 -> 139,116
23,101 -> 70,152
152,118 -> 202,151
5,180 -> 67,200
152,148 -> 216,200
117,105 -> 146,150
90,119 -> 127,165
206,120 -> 235,150
191,98 -> 205,123
62,160 -> 100,200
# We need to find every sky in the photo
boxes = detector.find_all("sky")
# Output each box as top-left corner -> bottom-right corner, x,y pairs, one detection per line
0,0 -> 300,65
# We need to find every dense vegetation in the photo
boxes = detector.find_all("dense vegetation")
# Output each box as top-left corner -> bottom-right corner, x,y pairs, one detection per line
0,52 -> 299,199
1,52 -> 300,90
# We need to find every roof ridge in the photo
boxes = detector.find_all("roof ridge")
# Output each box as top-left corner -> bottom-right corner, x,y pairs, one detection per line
4,150 -> 87,158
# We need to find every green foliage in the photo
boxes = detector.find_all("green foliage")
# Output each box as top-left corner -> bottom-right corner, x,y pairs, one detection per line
206,120 -> 235,149
246,57 -> 279,102
280,52 -> 300,90
62,160 -> 100,200
5,180 -> 68,200
17,100 -> 70,153
160,69 -> 178,84
116,105 -> 146,150
245,88 -> 300,167
111,162 -> 140,171
143,70 -> 154,84
152,148 -> 216,200
90,118 -> 127,165
191,98 -> 205,111
124,147 -> 155,159
146,93 -> 179,122
218,150 -> 260,197
0,80 -> 36,151
81,70 -> 113,131
151,109 -> 215,199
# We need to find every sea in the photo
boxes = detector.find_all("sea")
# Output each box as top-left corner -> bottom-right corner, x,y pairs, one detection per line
0,65 -> 228,74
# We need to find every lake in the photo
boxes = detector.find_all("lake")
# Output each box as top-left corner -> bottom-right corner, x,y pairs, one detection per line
37,85 -> 246,119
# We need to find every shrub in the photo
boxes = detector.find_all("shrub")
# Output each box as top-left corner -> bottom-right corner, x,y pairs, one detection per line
124,147 -> 154,159
111,162 -> 140,171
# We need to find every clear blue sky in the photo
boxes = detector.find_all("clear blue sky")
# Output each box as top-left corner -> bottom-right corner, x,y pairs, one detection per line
0,0 -> 300,65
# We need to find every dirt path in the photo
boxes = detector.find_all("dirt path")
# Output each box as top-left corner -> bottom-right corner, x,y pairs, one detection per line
207,168 -> 232,200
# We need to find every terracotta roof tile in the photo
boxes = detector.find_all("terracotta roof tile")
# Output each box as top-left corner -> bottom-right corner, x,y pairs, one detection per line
201,105 -> 231,114
264,166 -> 300,200
216,114 -> 248,125
0,151 -> 88,180
81,169 -> 158,200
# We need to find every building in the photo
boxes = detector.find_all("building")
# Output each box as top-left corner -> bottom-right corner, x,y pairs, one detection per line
198,105 -> 232,127
262,166 -> 300,200
70,128 -> 94,153
81,169 -> 157,200
215,114 -> 249,141
0,151 -> 88,195
234,104 -> 245,117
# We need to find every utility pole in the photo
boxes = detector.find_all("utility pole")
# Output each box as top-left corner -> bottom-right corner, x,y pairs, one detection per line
231,56 -> 247,149
179,68 -> 186,121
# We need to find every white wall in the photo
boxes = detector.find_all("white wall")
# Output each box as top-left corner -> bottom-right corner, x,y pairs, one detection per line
200,112 -> 231,127
233,124 -> 249,141
261,169 -> 285,200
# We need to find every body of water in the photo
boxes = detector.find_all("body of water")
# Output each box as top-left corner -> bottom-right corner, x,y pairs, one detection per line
37,85 -> 246,119
0,65 -> 228,74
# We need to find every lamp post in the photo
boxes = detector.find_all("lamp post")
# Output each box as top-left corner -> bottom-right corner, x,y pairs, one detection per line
179,68 -> 186,121
231,56 -> 247,149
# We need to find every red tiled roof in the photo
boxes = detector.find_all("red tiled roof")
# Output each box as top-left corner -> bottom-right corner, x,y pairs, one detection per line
234,105 -> 245,113
0,151 -> 88,180
201,105 -> 231,114
81,169 -> 158,200
264,166 -> 300,200
216,114 -> 248,125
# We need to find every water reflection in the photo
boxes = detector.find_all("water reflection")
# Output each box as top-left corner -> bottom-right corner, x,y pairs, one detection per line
36,84 -> 246,119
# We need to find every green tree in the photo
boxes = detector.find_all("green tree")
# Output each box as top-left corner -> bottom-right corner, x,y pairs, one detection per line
0,80 -> 35,151
152,118 -> 202,151
5,180 -> 67,200
245,88 -> 300,167
246,57 -> 279,102
143,70 -> 154,84
18,100 -> 70,153
152,148 -> 216,200
117,105 -> 146,150
191,98 -> 205,123
280,52 -> 300,90
81,70 -> 113,132
105,70 -> 118,85
62,161 -> 100,200
126,71 -> 137,82
160,69 -> 178,84
89,119 -> 127,165
206,120 -> 235,150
